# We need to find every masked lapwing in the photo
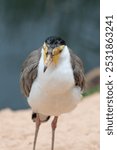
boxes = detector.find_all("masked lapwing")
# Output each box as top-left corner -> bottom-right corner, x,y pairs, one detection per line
20,36 -> 85,150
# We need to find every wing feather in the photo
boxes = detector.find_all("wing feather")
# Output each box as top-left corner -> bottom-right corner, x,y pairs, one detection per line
69,49 -> 85,90
20,49 -> 41,97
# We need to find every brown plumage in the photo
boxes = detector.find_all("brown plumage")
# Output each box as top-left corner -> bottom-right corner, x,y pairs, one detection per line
20,49 -> 41,97
69,49 -> 85,90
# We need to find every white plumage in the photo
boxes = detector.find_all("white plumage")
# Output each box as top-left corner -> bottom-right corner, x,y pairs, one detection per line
28,46 -> 81,116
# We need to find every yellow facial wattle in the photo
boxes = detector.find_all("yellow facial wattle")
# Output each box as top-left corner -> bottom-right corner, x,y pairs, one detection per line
44,51 -> 46,63
53,54 -> 60,64
44,51 -> 60,65
43,44 -> 64,65
43,43 -> 48,63
52,45 -> 64,64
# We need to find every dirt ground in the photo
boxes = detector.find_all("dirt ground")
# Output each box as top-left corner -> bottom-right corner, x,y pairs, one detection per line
0,93 -> 99,150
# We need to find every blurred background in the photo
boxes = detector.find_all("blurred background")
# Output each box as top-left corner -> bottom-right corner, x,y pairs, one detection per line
0,0 -> 99,110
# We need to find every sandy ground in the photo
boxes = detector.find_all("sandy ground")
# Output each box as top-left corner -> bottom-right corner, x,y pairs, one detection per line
0,93 -> 99,150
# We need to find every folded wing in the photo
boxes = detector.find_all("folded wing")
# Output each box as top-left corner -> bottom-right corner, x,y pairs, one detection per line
20,49 -> 41,97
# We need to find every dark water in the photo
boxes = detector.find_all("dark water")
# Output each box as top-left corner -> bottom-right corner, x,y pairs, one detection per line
0,0 -> 99,109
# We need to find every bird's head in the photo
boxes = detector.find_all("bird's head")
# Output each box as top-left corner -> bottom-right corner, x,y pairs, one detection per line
42,36 -> 66,72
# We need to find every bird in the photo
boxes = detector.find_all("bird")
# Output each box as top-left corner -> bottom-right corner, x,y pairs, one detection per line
20,36 -> 85,150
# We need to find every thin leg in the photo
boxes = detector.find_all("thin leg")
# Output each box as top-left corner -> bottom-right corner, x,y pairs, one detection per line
51,116 -> 58,150
33,114 -> 41,150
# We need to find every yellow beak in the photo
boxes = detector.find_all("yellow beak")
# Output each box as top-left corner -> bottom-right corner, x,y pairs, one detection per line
43,54 -> 53,72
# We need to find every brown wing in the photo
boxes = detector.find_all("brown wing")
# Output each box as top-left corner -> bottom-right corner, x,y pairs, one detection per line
69,48 -> 85,91
20,49 -> 41,97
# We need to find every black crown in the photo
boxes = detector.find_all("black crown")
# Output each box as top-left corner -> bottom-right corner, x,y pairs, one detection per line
45,36 -> 66,48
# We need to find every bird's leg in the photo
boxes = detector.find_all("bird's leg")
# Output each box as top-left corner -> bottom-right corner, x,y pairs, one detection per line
51,116 -> 58,150
33,113 -> 41,150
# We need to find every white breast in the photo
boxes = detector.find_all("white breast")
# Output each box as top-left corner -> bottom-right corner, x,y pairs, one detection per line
28,46 -> 81,116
